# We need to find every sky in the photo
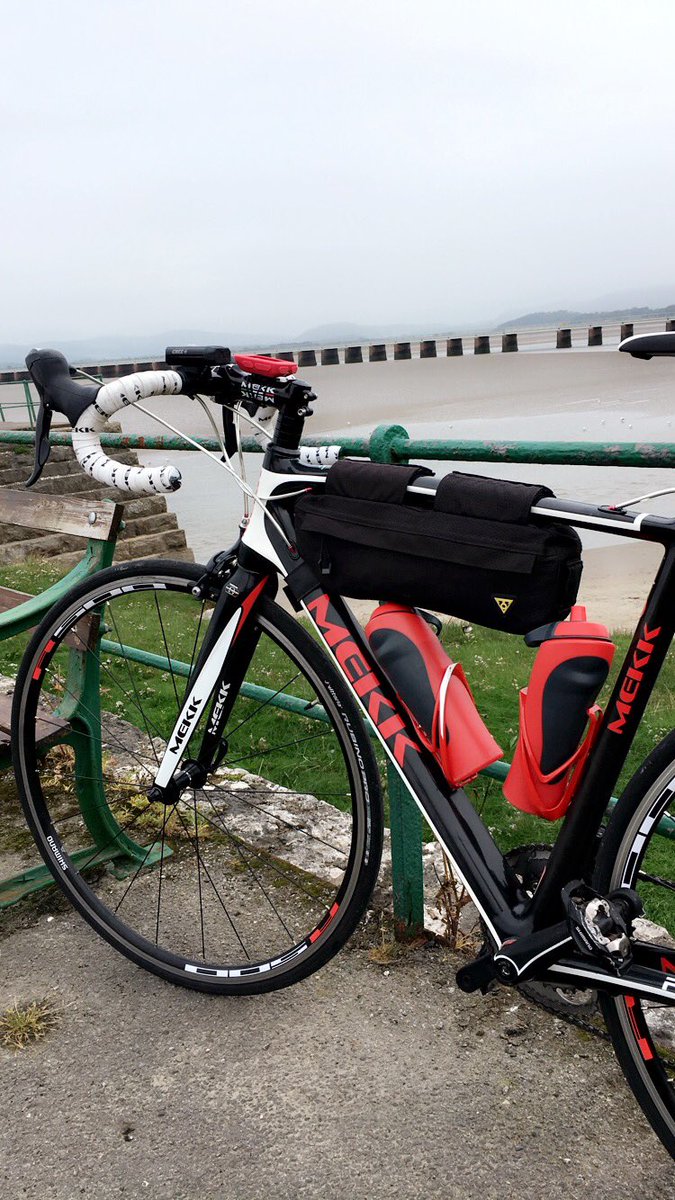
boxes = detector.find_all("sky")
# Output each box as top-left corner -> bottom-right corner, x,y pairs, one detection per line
2,0 -> 675,343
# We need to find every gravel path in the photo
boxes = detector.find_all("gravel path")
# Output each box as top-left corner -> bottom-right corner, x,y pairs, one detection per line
1,907 -> 672,1199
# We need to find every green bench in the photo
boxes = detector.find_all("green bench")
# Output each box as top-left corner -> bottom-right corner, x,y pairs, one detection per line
0,489 -> 125,905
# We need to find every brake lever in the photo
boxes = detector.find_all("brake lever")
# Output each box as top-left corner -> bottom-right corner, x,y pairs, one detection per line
25,397 -> 53,487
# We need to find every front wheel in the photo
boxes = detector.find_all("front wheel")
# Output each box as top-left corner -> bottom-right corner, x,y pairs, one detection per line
594,732 -> 675,1157
12,559 -> 383,994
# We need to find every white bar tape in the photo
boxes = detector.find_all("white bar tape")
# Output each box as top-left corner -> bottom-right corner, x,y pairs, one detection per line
72,370 -> 184,495
298,445 -> 341,468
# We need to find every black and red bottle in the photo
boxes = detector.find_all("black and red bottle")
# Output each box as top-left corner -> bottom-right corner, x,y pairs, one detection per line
503,605 -> 616,821
365,603 -> 502,787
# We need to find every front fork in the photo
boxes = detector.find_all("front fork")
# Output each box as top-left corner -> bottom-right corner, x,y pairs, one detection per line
150,567 -> 271,796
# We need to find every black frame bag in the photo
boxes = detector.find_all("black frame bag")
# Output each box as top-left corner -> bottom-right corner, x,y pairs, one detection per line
294,461 -> 583,634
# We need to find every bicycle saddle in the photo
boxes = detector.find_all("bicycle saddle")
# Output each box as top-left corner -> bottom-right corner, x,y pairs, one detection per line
619,331 -> 675,359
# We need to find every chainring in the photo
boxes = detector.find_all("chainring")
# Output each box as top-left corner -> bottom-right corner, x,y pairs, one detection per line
503,845 -> 599,1020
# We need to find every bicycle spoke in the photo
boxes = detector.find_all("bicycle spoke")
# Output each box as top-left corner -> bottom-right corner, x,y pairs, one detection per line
114,801 -> 178,915
192,801 -> 329,906
224,669 -> 303,741
222,727 -> 332,769
172,805 -> 250,959
205,783 -> 352,857
191,789 -> 206,959
198,796 -> 296,937
16,569 -> 378,993
154,592 -> 182,711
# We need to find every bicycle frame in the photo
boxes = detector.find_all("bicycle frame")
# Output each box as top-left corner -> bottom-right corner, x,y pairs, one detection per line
152,454 -> 675,1009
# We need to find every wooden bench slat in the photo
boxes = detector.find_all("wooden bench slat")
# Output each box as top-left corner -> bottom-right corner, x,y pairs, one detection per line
0,489 -> 123,541
0,585 -> 99,651
0,693 -> 70,745
0,585 -> 31,613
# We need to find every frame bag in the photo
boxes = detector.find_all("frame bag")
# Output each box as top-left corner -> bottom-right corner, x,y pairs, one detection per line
294,461 -> 583,634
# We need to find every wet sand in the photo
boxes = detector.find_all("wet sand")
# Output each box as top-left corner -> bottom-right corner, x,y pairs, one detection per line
5,349 -> 674,632
127,351 -> 675,631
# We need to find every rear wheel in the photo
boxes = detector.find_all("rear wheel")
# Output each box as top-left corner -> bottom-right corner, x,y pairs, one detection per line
594,732 -> 675,1157
12,559 -> 383,993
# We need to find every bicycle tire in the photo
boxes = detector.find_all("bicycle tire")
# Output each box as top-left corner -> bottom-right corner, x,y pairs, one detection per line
594,730 -> 675,1157
12,558 -> 383,994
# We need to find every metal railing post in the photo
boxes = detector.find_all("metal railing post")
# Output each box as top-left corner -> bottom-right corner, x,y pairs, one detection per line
369,422 -> 426,935
23,381 -> 35,428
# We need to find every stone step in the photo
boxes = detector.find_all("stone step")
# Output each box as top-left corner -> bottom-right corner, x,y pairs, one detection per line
45,533 -> 195,572
1,531 -> 86,563
0,452 -> 137,487
27,472 -> 112,498
0,444 -> 74,468
114,528 -> 190,560
0,522 -> 49,547
0,424 -> 193,567
118,511 -> 180,539
1,525 -> 191,567
119,494 -> 172,519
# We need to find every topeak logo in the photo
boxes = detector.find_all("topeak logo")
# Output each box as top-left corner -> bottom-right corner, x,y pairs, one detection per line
170,697 -> 202,754
494,597 -> 514,615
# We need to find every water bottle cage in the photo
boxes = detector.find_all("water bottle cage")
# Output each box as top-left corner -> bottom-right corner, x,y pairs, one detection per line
515,694 -> 603,813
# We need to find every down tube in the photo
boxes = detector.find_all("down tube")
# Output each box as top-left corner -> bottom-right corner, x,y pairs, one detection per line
302,589 -> 526,943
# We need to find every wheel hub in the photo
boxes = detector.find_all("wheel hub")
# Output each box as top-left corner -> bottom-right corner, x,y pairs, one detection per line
147,759 -> 210,805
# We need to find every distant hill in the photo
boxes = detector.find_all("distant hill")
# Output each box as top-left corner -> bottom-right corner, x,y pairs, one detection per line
4,302 -> 675,370
496,305 -> 675,331
0,322 -> 461,369
0,330 -> 281,370
294,321 -> 454,344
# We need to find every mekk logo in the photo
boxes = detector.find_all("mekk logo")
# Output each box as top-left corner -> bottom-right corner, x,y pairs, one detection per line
607,621 -> 661,735
307,594 -> 417,767
170,696 -> 202,754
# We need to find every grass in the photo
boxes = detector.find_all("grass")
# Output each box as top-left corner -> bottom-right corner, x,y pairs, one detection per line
2,558 -> 675,931
0,997 -> 58,1049
2,558 -> 675,846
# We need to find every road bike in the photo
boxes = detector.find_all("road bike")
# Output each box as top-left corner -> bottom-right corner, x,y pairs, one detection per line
11,333 -> 675,1156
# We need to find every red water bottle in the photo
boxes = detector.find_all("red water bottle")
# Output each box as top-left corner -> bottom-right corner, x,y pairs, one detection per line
503,605 -> 616,821
365,603 -> 502,787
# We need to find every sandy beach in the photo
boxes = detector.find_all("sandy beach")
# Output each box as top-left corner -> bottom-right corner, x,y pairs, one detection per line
2,349 -> 673,632
122,350 -> 675,632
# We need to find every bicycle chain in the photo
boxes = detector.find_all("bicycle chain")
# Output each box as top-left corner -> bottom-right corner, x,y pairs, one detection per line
503,848 -> 675,1058
517,980 -> 610,1042
480,840 -> 612,1041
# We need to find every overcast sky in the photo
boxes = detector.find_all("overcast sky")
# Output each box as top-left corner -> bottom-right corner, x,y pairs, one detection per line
2,0 -> 674,342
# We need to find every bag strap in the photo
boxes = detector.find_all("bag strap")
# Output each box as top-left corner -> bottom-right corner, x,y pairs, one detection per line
435,472 -> 554,524
325,458 -> 433,503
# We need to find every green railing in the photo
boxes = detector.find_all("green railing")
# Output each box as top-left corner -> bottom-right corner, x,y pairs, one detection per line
3,418 -> 675,929
0,382 -> 36,428
3,423 -> 675,468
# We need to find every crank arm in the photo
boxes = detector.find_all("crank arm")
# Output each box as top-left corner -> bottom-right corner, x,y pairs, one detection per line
544,953 -> 675,1006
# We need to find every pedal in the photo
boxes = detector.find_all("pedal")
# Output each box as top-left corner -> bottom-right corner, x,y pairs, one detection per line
562,881 -> 643,968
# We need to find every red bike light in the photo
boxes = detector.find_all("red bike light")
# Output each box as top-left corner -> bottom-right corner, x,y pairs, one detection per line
234,354 -> 298,378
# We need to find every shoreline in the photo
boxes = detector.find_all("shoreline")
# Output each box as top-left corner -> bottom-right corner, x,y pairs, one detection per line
577,540 -> 660,631
127,351 -> 675,632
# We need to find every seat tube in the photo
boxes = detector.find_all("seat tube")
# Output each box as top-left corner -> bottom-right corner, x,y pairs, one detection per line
529,544 -> 675,926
